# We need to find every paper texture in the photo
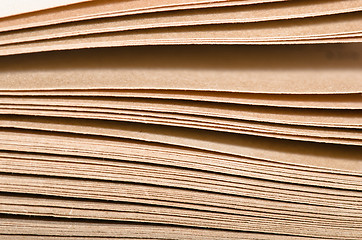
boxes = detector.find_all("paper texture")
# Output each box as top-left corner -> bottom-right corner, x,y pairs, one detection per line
0,1 -> 361,239
1,0 -> 359,46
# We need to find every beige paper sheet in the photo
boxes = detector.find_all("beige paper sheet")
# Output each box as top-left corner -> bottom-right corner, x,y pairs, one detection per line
2,152 -> 359,203
1,173 -> 360,212
1,194 -> 360,237
0,0 -> 284,32
1,12 -> 361,56
1,0 -> 359,46
0,217 -> 337,240
0,122 -> 360,172
0,90 -> 360,109
0,97 -> 360,127
2,194 -> 360,225
1,131 -> 356,178
1,108 -> 361,147
0,44 -> 361,94
2,149 -> 360,190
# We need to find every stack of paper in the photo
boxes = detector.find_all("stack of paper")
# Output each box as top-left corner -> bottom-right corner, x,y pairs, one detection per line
0,1 -> 361,239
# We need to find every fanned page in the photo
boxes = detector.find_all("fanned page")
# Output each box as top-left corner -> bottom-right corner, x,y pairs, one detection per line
0,1 -> 361,240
